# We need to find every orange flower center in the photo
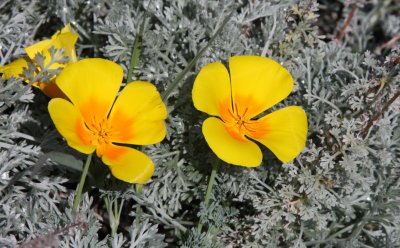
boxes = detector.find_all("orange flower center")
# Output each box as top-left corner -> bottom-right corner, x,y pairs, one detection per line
86,116 -> 116,156
219,96 -> 268,141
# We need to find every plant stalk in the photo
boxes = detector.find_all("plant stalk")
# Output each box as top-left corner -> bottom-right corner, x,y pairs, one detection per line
161,9 -> 235,100
72,153 -> 93,213
197,158 -> 220,232
126,20 -> 145,83
135,184 -> 143,226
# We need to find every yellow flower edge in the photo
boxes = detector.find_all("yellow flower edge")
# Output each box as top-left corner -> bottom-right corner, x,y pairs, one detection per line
48,58 -> 167,184
192,55 -> 308,167
0,24 -> 78,98
0,58 -> 28,79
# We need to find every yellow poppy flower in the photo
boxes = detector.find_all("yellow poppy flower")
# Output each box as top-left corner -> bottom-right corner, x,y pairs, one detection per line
48,58 -> 167,184
0,24 -> 78,98
192,55 -> 308,167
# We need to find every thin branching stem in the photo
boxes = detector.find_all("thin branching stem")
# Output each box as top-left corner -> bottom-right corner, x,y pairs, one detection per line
105,195 -> 125,237
261,11 -> 277,57
361,91 -> 400,137
336,4 -> 358,42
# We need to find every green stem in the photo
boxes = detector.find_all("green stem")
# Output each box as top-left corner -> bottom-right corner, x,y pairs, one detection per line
126,20 -> 145,83
197,158 -> 220,232
126,0 -> 153,83
161,9 -> 235,100
72,153 -> 93,213
135,184 -> 143,226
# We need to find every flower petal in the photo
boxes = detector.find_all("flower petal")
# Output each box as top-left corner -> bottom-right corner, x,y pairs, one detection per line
0,58 -> 65,97
101,144 -> 154,184
250,106 -> 308,163
57,23 -> 74,35
25,40 -> 52,60
48,98 -> 96,154
202,117 -> 262,167
108,81 -> 167,145
26,25 -> 78,64
192,62 -> 231,117
52,31 -> 78,63
55,58 -> 123,123
229,56 -> 294,116
46,24 -> 74,44
0,58 -> 28,79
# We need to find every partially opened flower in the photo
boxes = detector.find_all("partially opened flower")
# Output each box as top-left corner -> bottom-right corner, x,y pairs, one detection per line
192,55 -> 308,167
48,58 -> 167,183
0,24 -> 78,98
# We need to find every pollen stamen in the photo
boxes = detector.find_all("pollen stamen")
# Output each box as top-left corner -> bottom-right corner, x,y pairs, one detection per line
86,116 -> 114,147
220,97 -> 266,141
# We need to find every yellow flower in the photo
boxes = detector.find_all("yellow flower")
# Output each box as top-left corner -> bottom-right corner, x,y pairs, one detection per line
192,55 -> 308,167
0,24 -> 78,98
48,58 -> 167,184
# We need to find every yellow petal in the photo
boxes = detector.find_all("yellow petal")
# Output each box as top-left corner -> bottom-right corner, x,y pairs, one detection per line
59,24 -> 73,34
26,25 -> 78,64
48,98 -> 96,154
202,117 -> 262,167
108,81 -> 167,145
55,58 -> 123,124
52,31 -> 78,63
192,62 -> 231,117
25,40 -> 52,60
101,144 -> 154,184
251,106 -> 308,163
229,56 -> 294,116
0,58 -> 29,79
0,58 -> 45,91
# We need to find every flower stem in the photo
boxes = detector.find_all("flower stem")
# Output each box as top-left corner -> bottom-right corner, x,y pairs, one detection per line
126,1 -> 152,83
197,158 -> 220,232
126,20 -> 144,83
161,9 -> 235,100
135,184 -> 143,226
72,153 -> 93,213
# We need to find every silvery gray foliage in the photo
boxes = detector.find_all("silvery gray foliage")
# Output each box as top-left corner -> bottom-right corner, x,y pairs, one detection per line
182,228 -> 225,248
128,219 -> 166,248
0,0 -> 399,247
